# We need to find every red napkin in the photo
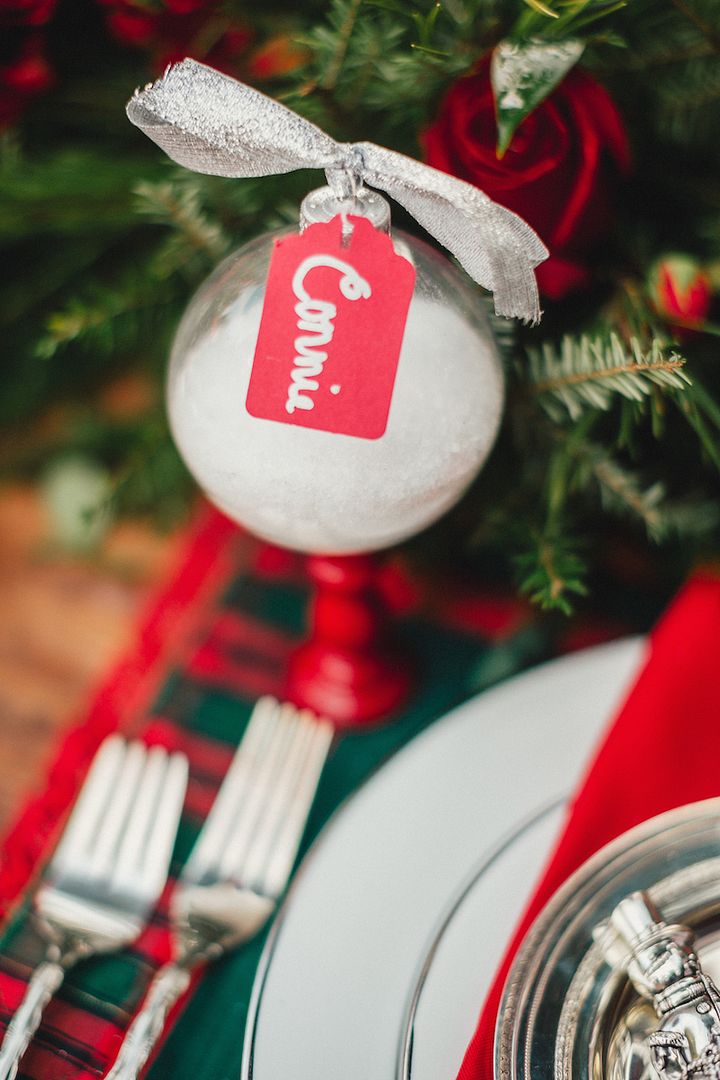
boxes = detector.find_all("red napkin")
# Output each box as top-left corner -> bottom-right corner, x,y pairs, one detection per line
457,573 -> 720,1080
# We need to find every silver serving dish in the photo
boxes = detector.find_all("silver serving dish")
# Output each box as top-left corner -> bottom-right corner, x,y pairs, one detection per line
495,798 -> 720,1079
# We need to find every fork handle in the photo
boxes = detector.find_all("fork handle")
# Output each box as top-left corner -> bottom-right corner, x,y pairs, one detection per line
0,960 -> 65,1080
105,962 -> 192,1080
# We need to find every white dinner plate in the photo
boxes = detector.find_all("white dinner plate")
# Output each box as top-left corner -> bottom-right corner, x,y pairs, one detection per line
242,637 -> 647,1080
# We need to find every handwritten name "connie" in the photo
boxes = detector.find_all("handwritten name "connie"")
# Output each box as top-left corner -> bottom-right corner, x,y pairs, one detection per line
286,254 -> 372,414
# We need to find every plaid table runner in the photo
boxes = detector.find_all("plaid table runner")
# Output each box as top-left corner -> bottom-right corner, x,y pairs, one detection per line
0,505 -> 594,1079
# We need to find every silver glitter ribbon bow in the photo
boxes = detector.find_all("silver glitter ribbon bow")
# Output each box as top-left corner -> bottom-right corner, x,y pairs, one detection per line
127,58 -> 548,324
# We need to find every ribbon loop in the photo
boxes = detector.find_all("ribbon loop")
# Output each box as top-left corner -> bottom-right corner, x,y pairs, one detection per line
127,58 -> 548,323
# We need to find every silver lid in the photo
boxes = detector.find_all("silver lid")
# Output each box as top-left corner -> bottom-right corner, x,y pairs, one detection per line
299,185 -> 391,233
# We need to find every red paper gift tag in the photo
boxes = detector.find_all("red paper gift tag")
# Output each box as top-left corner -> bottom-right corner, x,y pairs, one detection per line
245,215 -> 415,441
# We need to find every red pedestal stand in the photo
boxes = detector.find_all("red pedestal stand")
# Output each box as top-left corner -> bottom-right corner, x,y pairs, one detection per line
284,554 -> 414,727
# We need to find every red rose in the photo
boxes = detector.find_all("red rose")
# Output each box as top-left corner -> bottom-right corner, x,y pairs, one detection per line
648,254 -> 712,330
423,57 -> 631,300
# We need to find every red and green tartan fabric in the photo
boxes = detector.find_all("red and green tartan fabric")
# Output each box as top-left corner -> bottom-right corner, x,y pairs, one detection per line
0,506 -> 594,1079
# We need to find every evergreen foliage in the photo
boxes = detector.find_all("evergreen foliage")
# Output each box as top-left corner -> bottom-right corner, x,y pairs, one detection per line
3,0 -> 720,612
528,334 -> 690,421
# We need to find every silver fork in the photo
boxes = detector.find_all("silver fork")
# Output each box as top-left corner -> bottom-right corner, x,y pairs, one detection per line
0,736 -> 188,1080
105,695 -> 334,1080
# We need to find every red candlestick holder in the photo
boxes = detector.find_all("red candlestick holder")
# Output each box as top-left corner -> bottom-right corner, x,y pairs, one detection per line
284,553 -> 414,727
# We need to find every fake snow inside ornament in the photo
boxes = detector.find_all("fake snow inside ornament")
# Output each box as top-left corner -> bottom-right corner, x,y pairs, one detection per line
168,189 -> 504,555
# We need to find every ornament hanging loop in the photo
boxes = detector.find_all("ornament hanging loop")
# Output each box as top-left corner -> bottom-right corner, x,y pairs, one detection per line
300,185 -> 391,233
325,146 -> 366,201
308,147 -> 380,237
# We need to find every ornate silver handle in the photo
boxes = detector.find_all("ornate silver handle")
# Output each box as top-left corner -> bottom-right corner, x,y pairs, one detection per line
105,962 -> 192,1080
604,892 -> 720,1079
0,960 -> 65,1080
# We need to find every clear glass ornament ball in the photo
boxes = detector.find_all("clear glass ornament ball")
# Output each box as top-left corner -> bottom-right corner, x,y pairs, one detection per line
167,217 -> 504,555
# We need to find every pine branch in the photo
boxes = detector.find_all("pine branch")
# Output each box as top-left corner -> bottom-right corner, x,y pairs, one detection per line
584,446 -> 666,539
658,56 -> 720,114
0,148 -> 162,241
595,0 -> 720,147
297,0 -> 373,101
656,498 -> 720,539
674,379 -> 720,472
595,40 -> 715,72
1,235 -> 112,327
515,532 -> 588,614
134,179 -> 230,266
528,333 -> 690,421
512,0 -> 627,41
321,0 -> 364,90
35,281 -> 178,362
293,0 -> 478,142
585,443 -> 720,540
667,0 -> 720,51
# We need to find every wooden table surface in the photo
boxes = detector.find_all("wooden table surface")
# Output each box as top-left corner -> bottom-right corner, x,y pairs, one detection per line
0,484 -> 185,833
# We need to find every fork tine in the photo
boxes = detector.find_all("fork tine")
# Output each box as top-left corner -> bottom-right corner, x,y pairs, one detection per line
258,715 -> 333,897
50,736 -> 126,877
111,746 -> 166,887
182,696 -> 278,883
135,751 -> 189,902
88,741 -> 148,879
216,702 -> 301,883
236,707 -> 315,888
111,747 -> 187,901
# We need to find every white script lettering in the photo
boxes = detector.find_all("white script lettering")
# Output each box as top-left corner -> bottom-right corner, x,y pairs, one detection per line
285,255 -> 371,414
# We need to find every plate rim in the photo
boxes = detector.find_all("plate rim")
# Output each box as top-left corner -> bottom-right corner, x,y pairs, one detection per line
398,794 -> 567,1080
